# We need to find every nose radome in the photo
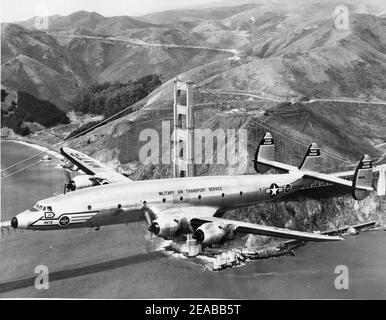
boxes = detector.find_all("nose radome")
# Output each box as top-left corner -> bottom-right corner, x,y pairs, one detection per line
11,217 -> 18,228
13,210 -> 43,229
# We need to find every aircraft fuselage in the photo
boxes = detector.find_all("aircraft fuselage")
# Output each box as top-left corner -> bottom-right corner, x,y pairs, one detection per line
12,172 -> 328,231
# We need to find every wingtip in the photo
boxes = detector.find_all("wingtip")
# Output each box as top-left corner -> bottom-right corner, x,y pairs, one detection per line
0,220 -> 12,229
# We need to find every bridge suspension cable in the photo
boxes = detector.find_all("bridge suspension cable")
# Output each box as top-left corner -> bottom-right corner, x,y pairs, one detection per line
193,84 -> 355,166
1,81 -> 179,175
1,161 -> 42,180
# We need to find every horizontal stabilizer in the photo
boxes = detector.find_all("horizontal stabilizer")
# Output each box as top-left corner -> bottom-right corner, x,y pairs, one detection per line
303,170 -> 372,192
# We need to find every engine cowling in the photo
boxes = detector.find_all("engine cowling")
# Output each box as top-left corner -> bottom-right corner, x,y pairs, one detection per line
71,175 -> 97,190
193,222 -> 228,245
148,218 -> 179,238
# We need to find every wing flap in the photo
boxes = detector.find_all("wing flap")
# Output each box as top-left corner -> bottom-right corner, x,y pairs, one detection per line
192,217 -> 342,242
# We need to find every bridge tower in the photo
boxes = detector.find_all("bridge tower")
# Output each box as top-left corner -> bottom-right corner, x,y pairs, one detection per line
172,79 -> 200,256
173,79 -> 195,178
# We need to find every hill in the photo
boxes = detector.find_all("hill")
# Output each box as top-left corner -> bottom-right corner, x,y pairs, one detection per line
1,17 -> 233,110
19,11 -> 156,36
1,23 -> 89,110
137,3 -> 258,25
1,89 -> 69,136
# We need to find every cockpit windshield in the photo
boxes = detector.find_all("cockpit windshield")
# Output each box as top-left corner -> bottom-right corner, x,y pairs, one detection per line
33,203 -> 53,212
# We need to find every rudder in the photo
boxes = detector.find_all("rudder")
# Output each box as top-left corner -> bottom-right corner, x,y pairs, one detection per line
254,132 -> 274,173
299,143 -> 322,171
353,154 -> 373,200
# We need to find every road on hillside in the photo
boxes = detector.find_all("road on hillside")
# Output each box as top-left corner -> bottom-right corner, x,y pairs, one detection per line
50,33 -> 241,56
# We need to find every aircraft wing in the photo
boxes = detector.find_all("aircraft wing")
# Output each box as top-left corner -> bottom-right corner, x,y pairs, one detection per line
190,216 -> 343,242
147,205 -> 341,242
146,205 -> 219,221
60,147 -> 131,183
0,220 -> 12,232
302,171 -> 373,191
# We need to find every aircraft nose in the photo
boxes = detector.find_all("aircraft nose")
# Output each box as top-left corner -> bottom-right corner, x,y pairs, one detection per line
12,210 -> 42,229
11,217 -> 18,228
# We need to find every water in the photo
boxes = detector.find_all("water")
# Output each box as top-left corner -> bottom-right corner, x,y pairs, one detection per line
1,140 -> 385,299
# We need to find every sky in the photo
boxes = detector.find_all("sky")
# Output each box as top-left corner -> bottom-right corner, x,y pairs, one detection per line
1,0 -> 385,23
0,0 -> 224,23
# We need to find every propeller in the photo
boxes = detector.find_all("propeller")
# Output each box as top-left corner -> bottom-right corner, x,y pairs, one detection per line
144,209 -> 157,239
63,171 -> 75,194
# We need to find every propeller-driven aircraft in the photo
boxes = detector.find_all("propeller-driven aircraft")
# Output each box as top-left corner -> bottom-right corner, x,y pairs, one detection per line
1,132 -> 383,246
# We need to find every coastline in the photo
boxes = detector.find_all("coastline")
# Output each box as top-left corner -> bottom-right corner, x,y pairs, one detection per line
1,138 -> 63,160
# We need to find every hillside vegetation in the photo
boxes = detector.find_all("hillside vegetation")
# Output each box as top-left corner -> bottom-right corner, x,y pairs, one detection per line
1,90 -> 69,136
72,74 -> 162,117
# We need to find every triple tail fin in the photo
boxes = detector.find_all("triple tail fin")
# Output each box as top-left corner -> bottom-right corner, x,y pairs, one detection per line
352,154 -> 373,200
298,143 -> 322,171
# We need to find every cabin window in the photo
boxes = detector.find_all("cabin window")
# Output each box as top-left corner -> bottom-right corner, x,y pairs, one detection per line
47,206 -> 52,211
198,195 -> 202,200
180,197 -> 183,202
221,193 -> 225,198
240,191 -> 243,196
162,198 -> 166,203
43,206 -> 46,211
117,204 -> 122,209
88,205 -> 92,210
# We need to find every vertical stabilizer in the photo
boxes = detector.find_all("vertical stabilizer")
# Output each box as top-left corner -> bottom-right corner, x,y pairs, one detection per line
376,165 -> 386,196
298,143 -> 321,171
352,154 -> 373,200
254,132 -> 274,173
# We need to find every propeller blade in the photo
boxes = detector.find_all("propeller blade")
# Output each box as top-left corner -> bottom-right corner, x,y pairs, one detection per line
144,211 -> 152,226
64,170 -> 72,183
63,170 -> 75,193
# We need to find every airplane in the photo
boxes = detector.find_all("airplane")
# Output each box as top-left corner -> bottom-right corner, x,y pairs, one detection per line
0,132 -> 383,247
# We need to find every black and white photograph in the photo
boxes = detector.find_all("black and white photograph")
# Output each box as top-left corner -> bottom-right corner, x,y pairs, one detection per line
0,0 -> 385,302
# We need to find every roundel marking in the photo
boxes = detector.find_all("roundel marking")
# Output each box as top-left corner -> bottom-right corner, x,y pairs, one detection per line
59,216 -> 70,227
265,183 -> 284,197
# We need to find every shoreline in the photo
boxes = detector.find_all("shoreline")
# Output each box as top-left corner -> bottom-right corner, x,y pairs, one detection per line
1,138 -> 63,160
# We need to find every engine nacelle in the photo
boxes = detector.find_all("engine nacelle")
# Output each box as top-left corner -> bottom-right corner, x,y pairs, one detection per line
71,175 -> 96,190
193,222 -> 228,245
148,218 -> 179,238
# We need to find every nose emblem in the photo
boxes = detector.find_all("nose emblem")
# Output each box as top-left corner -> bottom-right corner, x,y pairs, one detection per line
11,217 -> 18,228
